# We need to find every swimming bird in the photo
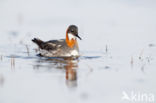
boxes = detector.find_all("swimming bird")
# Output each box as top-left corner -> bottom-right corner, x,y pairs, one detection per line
32,25 -> 82,58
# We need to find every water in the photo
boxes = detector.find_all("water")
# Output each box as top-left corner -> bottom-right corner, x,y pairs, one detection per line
0,0 -> 156,103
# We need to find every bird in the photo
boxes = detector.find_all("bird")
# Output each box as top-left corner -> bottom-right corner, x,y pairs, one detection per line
32,25 -> 82,58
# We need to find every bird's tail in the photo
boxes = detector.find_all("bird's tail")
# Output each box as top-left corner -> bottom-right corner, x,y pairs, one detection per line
32,38 -> 44,48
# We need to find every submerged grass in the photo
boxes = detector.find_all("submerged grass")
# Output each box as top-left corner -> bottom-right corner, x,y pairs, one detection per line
25,45 -> 30,56
139,49 -> 144,60
0,55 -> 3,61
11,56 -> 15,69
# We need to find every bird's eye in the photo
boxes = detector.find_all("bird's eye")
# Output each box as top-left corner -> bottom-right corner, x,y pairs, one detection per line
71,30 -> 74,32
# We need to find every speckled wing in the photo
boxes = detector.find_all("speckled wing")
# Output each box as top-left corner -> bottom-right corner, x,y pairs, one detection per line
39,39 -> 67,57
44,39 -> 65,50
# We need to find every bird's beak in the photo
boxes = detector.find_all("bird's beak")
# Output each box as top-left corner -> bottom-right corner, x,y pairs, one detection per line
76,35 -> 82,40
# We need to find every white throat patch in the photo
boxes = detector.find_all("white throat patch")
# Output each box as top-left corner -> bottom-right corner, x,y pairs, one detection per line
68,33 -> 76,40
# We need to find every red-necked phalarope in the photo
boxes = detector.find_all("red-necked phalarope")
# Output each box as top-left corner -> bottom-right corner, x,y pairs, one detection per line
32,25 -> 82,58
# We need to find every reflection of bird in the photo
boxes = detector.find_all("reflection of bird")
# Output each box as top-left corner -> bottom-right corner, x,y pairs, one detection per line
65,61 -> 77,81
33,58 -> 78,88
65,60 -> 78,88
32,25 -> 82,57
